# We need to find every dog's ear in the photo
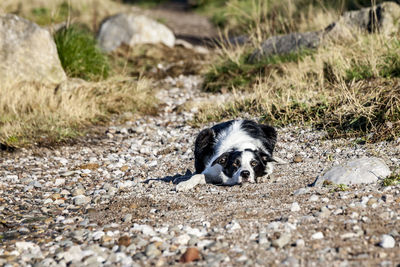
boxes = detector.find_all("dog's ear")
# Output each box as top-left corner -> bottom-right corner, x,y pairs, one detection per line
257,150 -> 274,165
258,124 -> 277,152
195,128 -> 214,151
194,128 -> 215,173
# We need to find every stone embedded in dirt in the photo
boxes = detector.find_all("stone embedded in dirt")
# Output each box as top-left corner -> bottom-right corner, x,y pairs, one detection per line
179,247 -> 200,263
118,236 -> 131,247
311,232 -> 324,240
313,157 -> 391,186
293,155 -> 303,163
145,243 -> 161,258
379,234 -> 395,248
272,233 -> 292,248
73,195 -> 91,206
248,31 -> 322,63
290,202 -> 301,212
0,14 -> 66,85
97,13 -> 175,52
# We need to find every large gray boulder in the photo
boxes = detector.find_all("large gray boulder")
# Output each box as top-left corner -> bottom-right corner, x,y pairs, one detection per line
248,31 -> 322,63
249,2 -> 400,62
97,13 -> 175,52
326,1 -> 400,39
313,157 -> 391,186
0,14 -> 66,85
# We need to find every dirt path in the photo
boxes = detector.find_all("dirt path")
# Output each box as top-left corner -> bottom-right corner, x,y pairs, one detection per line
1,72 -> 400,266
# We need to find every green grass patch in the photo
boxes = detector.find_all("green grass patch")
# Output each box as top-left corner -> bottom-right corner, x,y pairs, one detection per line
382,173 -> 400,186
204,49 -> 314,92
345,64 -> 374,81
54,25 -> 110,81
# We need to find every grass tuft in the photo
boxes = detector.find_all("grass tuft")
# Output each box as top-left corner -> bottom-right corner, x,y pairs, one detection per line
0,79 -> 157,147
54,25 -> 110,81
204,49 -> 314,92
382,173 -> 400,186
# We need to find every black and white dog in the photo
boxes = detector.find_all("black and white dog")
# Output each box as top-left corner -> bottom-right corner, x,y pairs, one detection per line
177,119 -> 277,190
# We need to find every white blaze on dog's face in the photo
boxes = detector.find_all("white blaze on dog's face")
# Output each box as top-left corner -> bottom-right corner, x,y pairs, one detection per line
210,149 -> 272,185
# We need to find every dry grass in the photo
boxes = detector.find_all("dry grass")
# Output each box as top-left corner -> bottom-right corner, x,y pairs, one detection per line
0,78 -> 157,147
0,0 -> 129,31
197,34 -> 400,141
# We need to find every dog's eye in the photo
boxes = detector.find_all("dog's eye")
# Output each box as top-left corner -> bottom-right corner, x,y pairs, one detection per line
218,157 -> 226,165
232,159 -> 240,168
251,160 -> 258,167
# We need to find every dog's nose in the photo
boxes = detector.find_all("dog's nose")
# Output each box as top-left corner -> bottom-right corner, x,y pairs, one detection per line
240,170 -> 250,180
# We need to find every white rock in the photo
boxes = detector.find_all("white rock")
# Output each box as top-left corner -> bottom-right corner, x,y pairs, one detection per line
225,220 -> 241,232
183,226 -> 205,237
290,202 -> 301,212
309,195 -> 319,202
54,178 -> 65,186
132,224 -> 156,236
97,13 -> 175,52
174,234 -> 190,245
295,239 -> 305,247
58,246 -> 84,263
311,232 -> 324,240
0,14 -> 66,85
380,235 -> 395,248
15,241 -> 42,256
314,157 -> 391,186
92,232 -> 105,242
73,195 -> 91,206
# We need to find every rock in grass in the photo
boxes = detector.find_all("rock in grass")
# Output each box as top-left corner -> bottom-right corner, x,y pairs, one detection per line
325,2 -> 400,40
249,2 -> 400,62
248,31 -> 321,63
313,157 -> 391,187
0,14 -> 66,85
97,13 -> 175,52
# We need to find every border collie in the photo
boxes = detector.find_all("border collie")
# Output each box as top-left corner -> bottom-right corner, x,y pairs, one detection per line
177,119 -> 277,190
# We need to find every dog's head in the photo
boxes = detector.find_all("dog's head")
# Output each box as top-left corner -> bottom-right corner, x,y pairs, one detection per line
212,148 -> 273,185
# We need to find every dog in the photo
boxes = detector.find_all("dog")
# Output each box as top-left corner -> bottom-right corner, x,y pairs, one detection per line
176,119 -> 278,190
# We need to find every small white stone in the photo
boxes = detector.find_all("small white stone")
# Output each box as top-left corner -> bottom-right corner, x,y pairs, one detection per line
295,239 -> 305,247
54,178 -> 65,186
290,202 -> 301,212
380,235 -> 395,248
174,234 -> 190,245
311,232 -> 324,240
92,231 -> 105,241
309,195 -> 319,202
225,220 -> 241,232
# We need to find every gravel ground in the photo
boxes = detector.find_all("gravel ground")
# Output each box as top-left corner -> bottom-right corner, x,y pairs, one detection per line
1,75 -> 400,267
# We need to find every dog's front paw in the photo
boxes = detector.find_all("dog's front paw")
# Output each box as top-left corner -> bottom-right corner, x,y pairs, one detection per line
176,174 -> 205,192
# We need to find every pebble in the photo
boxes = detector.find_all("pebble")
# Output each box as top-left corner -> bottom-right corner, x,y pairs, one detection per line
309,194 -> 319,202
311,232 -> 324,240
379,235 -> 395,248
145,243 -> 161,258
73,195 -> 91,206
272,233 -> 292,248
180,247 -> 200,263
290,202 -> 301,212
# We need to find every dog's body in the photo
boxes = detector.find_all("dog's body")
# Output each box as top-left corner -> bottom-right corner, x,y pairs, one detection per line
181,119 -> 276,188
